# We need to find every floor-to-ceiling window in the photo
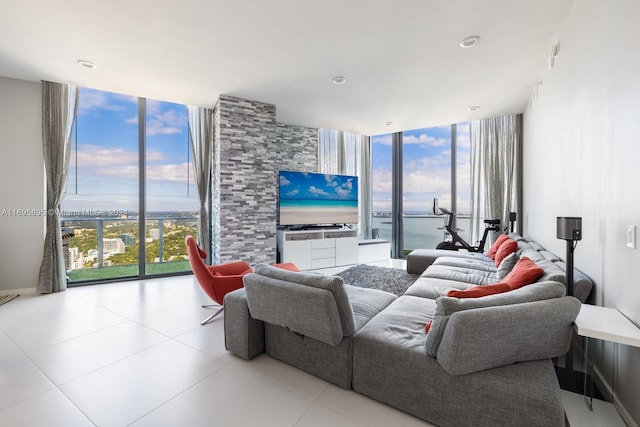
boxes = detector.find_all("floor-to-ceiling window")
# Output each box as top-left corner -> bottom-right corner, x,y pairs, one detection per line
371,122 -> 470,257
371,133 -> 393,243
61,88 -> 199,283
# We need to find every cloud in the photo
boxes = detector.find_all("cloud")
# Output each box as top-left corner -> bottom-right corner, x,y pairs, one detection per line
70,145 -> 193,184
279,175 -> 291,186
77,88 -> 186,136
146,100 -> 187,136
403,133 -> 448,147
71,145 -> 164,167
324,175 -> 338,187
146,162 -> 193,182
91,162 -> 194,183
308,186 -> 329,196
334,179 -> 354,197
77,89 -> 136,116
372,134 -> 393,146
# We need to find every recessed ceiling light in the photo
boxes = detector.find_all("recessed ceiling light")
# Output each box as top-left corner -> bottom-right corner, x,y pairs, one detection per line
331,76 -> 347,85
384,121 -> 393,126
77,59 -> 97,69
460,36 -> 481,48
468,105 -> 481,111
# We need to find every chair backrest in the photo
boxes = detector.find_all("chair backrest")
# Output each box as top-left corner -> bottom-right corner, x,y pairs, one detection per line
243,263 -> 355,346
185,235 -> 220,302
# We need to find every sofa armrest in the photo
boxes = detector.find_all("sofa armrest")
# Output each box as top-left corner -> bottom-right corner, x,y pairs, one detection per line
436,296 -> 581,375
224,288 -> 265,360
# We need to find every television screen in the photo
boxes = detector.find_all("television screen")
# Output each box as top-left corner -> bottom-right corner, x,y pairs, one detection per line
279,171 -> 358,226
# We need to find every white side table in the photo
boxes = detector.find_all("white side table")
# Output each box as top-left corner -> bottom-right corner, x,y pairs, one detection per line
574,304 -> 640,410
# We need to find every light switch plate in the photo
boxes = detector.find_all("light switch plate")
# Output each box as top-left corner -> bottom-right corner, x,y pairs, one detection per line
626,225 -> 636,249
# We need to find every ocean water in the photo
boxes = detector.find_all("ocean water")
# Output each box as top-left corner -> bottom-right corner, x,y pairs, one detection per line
372,216 -> 471,251
280,199 -> 358,208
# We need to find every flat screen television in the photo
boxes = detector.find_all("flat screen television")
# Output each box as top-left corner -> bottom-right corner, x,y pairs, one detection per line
279,170 -> 358,227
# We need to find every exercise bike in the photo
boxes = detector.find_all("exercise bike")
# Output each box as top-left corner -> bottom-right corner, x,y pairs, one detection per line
435,207 -> 501,253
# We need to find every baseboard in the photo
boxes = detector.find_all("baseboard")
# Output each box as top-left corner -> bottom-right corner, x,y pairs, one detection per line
0,287 -> 37,296
615,396 -> 639,427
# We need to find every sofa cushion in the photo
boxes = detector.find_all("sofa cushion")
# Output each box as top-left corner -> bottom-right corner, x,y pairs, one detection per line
344,285 -> 397,331
432,256 -> 497,272
494,238 -> 517,265
487,234 -> 509,260
420,264 -> 497,286
244,264 -> 355,345
405,277 -> 472,299
424,281 -> 566,357
437,296 -> 581,375
496,252 -> 519,281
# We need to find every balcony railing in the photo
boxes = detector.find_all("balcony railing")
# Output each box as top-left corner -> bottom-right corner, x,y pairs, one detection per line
61,215 -> 198,283
372,214 -> 471,254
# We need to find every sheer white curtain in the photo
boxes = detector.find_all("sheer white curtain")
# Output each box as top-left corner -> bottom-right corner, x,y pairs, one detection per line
318,129 -> 372,239
37,81 -> 78,293
187,106 -> 215,264
469,115 -> 522,244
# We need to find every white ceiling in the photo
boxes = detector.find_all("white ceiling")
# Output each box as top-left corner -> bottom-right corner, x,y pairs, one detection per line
0,0 -> 572,135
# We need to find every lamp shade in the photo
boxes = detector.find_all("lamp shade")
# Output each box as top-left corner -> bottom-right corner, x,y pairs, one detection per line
557,217 -> 582,241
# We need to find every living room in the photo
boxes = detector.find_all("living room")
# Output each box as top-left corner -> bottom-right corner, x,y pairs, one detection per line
1,1 -> 639,426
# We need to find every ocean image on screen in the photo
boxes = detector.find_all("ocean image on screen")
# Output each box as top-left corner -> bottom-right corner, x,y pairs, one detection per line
279,171 -> 358,226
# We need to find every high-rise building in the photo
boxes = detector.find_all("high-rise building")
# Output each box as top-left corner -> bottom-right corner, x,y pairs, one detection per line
103,238 -> 125,254
121,233 -> 136,246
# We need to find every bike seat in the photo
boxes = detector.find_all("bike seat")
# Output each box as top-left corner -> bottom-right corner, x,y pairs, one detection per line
484,219 -> 501,225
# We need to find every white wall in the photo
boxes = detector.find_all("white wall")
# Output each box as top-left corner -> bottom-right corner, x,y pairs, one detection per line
0,77 -> 43,293
523,0 -> 640,424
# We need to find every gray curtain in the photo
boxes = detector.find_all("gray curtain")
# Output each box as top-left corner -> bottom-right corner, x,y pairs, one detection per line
187,106 -> 214,264
469,115 -> 522,244
37,81 -> 78,294
359,136 -> 373,239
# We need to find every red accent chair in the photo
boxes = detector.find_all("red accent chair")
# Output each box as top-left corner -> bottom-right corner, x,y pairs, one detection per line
185,235 -> 251,325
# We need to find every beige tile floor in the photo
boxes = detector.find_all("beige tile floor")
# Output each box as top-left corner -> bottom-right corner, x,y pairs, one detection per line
0,262 -> 620,426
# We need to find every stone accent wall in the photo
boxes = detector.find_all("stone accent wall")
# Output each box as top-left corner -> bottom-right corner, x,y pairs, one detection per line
275,123 -> 319,227
275,123 -> 318,172
216,95 -> 277,265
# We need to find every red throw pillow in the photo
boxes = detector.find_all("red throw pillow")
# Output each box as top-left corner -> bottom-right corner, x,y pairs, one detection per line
494,238 -> 517,266
487,234 -> 509,260
446,282 -> 512,298
425,319 -> 433,332
272,262 -> 300,272
446,257 -> 544,299
501,256 -> 544,289
198,247 -> 208,259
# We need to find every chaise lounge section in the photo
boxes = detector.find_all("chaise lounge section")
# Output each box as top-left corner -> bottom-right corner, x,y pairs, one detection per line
226,264 -> 396,388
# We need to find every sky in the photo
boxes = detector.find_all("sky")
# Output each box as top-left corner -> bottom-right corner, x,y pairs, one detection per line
279,171 -> 358,201
62,87 -> 470,217
371,124 -> 471,215
62,87 -> 199,214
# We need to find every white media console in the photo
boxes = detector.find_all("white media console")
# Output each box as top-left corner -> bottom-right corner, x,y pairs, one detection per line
277,228 -> 358,270
277,228 -> 391,270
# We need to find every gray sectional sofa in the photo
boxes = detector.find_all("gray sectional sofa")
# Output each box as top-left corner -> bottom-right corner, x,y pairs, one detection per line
224,232 -> 591,426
